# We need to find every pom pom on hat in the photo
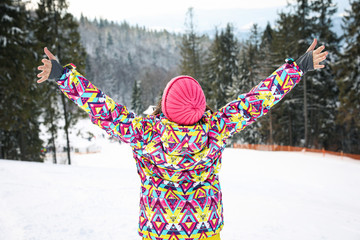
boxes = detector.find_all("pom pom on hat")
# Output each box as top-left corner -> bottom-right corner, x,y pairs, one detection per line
161,76 -> 206,125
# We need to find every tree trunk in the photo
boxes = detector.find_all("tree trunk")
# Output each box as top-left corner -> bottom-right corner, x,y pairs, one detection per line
303,76 -> 308,147
50,125 -> 57,164
54,6 -> 71,164
19,130 -> 26,161
0,133 -> 2,159
289,113 -> 293,146
61,94 -> 71,165
49,99 -> 57,164
269,111 -> 273,145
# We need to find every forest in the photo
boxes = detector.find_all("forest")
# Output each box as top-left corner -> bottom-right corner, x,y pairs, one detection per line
0,0 -> 359,163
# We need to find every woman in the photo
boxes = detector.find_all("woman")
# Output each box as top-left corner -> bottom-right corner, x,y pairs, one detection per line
37,39 -> 327,240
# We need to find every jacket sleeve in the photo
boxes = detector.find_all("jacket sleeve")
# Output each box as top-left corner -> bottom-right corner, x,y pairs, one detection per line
55,63 -> 143,144
212,58 -> 304,140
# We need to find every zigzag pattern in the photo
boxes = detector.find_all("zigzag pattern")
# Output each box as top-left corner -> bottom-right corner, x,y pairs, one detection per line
217,58 -> 303,138
56,58 -> 303,240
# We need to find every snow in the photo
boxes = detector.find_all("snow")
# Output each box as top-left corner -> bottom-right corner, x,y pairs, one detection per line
0,36 -> 7,47
1,141 -> 360,239
1,14 -> 13,22
10,27 -> 23,35
143,105 -> 156,115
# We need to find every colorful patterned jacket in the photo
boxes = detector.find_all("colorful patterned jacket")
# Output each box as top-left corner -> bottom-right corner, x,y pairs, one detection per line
55,58 -> 304,240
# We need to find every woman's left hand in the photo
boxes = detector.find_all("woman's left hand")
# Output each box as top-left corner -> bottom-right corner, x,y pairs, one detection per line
306,38 -> 328,69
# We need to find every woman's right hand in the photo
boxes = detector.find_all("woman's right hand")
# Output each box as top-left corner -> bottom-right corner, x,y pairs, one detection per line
37,47 -> 57,83
305,38 -> 328,69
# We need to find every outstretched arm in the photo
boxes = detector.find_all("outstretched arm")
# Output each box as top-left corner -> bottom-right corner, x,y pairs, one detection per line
212,39 -> 328,140
37,47 -> 142,144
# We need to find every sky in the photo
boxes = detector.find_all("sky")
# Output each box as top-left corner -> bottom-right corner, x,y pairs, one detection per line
30,0 -> 350,33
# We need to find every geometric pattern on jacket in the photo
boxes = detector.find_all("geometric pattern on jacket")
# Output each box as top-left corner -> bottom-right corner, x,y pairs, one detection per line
56,59 -> 303,240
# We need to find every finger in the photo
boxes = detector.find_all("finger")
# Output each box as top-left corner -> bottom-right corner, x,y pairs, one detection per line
45,59 -> 52,68
306,39 -> 316,52
37,71 -> 46,78
314,64 -> 325,69
42,59 -> 51,65
38,65 -> 45,70
314,45 -> 325,54
44,47 -> 56,60
37,69 -> 50,78
316,51 -> 328,59
41,60 -> 52,70
313,59 -> 326,68
313,54 -> 328,66
37,76 -> 48,83
315,55 -> 327,62
306,38 -> 317,52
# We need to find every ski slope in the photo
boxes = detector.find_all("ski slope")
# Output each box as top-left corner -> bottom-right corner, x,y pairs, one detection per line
1,141 -> 360,240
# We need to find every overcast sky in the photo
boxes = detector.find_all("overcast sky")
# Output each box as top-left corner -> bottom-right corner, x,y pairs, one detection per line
30,0 -> 350,33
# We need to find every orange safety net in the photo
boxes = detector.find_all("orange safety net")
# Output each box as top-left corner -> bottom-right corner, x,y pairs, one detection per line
232,143 -> 360,160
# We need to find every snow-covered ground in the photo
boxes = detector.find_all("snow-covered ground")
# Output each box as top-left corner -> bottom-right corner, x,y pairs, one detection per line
1,139 -> 360,239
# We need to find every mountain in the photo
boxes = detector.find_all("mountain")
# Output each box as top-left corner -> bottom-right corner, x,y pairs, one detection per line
77,13 -> 345,112
78,17 -> 183,111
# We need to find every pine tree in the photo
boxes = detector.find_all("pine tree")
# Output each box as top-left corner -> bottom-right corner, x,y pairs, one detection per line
204,24 -> 239,110
296,0 -> 314,148
131,80 -> 143,115
225,48 -> 249,101
259,23 -> 275,76
307,0 -> 340,150
203,31 -> 220,109
107,33 -> 113,47
258,23 -> 276,145
269,12 -> 299,146
225,24 -> 263,144
35,0 -> 61,163
35,0 -> 86,164
270,1 -> 313,147
0,0 -> 43,161
336,0 -> 360,154
246,24 -> 262,87
180,8 -> 205,81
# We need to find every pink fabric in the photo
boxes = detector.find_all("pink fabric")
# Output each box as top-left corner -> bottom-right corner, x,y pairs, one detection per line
161,76 -> 206,125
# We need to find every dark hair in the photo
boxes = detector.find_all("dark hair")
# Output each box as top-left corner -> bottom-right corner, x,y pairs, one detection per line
151,98 -> 214,116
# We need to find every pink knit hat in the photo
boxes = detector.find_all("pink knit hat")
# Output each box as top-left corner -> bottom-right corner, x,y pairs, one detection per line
161,76 -> 206,125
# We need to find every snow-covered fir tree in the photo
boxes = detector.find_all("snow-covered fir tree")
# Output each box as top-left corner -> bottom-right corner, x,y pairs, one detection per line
35,0 -> 87,164
307,0 -> 340,150
0,0 -> 43,161
296,0 -> 316,148
226,24 -> 264,144
204,24 -> 239,110
131,80 -> 144,116
180,8 -> 207,81
270,2 -> 313,147
336,0 -> 360,154
257,23 -> 276,145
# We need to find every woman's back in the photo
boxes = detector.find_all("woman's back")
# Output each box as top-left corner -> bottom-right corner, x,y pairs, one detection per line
132,112 -> 225,239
